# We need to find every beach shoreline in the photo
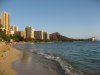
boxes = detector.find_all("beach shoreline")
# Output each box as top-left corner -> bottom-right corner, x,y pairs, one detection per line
0,42 -> 68,75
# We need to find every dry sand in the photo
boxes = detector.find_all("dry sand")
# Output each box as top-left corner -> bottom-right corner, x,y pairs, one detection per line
0,42 -> 20,75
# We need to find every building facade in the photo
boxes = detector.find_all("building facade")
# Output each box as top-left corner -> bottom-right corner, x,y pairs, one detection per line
10,25 -> 19,35
25,26 -> 35,39
10,26 -> 18,32
1,12 -> 10,34
10,26 -> 15,35
34,30 -> 43,40
15,31 -> 26,38
10,26 -> 15,31
43,32 -> 50,40
14,26 -> 18,31
10,30 -> 14,35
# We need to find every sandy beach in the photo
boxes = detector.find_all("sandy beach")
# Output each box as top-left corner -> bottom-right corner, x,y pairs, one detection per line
0,42 -> 67,75
13,52 -> 67,75
0,42 -> 20,75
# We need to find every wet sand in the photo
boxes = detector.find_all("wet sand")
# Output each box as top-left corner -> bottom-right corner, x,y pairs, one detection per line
0,42 -> 67,75
13,52 -> 67,75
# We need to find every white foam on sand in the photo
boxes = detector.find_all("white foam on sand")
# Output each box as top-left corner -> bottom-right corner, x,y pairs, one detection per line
37,51 -> 84,75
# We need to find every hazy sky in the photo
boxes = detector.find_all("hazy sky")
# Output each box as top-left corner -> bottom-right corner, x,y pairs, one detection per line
0,0 -> 100,39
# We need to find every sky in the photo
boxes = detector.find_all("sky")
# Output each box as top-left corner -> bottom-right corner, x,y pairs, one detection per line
0,0 -> 100,39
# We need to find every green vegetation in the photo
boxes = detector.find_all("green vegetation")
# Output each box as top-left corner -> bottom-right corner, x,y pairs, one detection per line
0,24 -> 24,42
0,31 -> 24,42
50,32 -> 93,42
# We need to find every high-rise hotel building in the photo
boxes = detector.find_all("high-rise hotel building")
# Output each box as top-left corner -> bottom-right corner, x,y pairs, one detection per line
25,26 -> 35,39
1,12 -> 10,34
34,30 -> 43,40
43,32 -> 50,40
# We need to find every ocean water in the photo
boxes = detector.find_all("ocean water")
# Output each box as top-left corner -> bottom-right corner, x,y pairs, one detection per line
14,41 -> 100,75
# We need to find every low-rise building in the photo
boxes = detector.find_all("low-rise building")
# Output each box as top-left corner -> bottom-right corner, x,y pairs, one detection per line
10,29 -> 14,35
15,31 -> 26,38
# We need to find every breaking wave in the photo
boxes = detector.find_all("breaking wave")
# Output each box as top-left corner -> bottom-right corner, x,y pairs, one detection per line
35,51 -> 84,75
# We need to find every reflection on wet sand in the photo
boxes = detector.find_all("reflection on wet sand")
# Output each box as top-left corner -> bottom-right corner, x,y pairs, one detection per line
13,52 -> 66,75
21,52 -> 32,65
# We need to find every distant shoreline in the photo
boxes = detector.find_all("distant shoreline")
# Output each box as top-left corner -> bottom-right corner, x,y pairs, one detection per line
12,40 -> 97,45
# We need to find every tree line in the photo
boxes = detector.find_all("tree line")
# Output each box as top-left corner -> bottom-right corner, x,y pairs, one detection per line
0,24 -> 24,42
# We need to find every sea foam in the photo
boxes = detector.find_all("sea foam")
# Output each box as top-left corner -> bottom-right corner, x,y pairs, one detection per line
37,51 -> 84,75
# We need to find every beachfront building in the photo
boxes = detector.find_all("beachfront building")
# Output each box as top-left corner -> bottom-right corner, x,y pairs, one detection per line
1,12 -> 10,34
10,25 -> 19,32
10,25 -> 19,35
25,26 -> 35,39
14,26 -> 19,31
15,31 -> 26,38
0,18 -> 4,32
43,32 -> 50,41
10,30 -> 14,35
10,26 -> 15,35
34,30 -> 43,40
